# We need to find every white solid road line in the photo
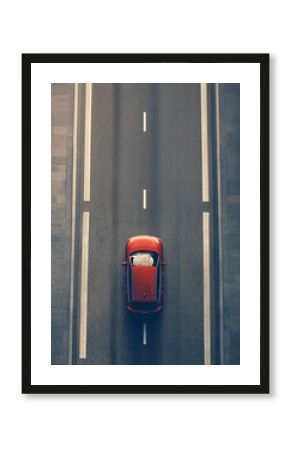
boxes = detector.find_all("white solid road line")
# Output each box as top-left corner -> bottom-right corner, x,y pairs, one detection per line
215,83 -> 224,364
79,211 -> 90,359
203,211 -> 211,365
143,189 -> 147,209
200,83 -> 210,202
143,323 -> 147,345
68,83 -> 79,364
143,111 -> 147,132
83,83 -> 93,201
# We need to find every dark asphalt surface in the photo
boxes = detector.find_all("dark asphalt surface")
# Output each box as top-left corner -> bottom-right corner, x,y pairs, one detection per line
76,84 -> 216,365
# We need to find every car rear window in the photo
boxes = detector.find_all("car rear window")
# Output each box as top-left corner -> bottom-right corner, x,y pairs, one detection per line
132,301 -> 157,310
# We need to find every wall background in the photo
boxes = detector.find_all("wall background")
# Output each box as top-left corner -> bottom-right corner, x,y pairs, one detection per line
0,1 -> 283,449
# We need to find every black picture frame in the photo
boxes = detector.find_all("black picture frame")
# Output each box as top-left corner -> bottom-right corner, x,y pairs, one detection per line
22,53 -> 269,394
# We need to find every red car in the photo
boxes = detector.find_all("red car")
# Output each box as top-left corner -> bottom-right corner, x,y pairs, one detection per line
123,235 -> 165,313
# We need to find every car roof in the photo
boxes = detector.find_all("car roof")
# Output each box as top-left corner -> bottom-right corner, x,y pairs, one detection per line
131,266 -> 157,302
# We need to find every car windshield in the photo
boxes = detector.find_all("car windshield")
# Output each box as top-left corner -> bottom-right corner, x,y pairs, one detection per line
131,253 -> 154,266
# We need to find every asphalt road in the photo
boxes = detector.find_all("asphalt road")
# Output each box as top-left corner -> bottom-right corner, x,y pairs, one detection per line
74,83 -> 218,365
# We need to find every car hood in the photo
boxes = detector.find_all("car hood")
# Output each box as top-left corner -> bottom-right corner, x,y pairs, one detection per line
127,236 -> 162,254
132,266 -> 157,302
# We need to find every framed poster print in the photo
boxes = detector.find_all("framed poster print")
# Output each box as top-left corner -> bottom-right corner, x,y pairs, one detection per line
22,53 -> 269,394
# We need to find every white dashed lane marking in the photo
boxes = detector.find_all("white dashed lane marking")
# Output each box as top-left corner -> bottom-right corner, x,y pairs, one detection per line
143,111 -> 147,132
79,211 -> 90,359
143,323 -> 147,345
83,83 -> 93,201
202,211 -> 211,365
200,83 -> 209,202
143,189 -> 147,209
